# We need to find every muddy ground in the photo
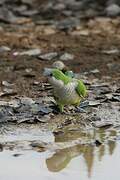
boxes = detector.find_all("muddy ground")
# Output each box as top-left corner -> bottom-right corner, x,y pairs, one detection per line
0,16 -> 119,150
0,17 -> 120,95
0,1 -> 120,179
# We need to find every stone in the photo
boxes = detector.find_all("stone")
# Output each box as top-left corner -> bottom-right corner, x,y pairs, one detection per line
106,4 -> 120,16
60,52 -> 74,61
39,52 -> 58,61
19,49 -> 41,56
0,46 -> 11,53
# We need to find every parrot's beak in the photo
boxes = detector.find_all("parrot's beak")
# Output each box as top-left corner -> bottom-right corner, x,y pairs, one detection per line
43,68 -> 52,77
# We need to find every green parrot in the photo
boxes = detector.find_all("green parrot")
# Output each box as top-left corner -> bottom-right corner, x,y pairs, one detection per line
52,61 -> 75,78
44,68 -> 87,112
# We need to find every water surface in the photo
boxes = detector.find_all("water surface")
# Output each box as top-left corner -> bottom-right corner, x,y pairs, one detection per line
0,127 -> 120,180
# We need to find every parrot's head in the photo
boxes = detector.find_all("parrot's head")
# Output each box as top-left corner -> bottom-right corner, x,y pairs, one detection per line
52,61 -> 75,78
52,61 -> 65,71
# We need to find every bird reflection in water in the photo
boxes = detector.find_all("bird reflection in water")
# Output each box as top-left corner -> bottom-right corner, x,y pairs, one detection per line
46,128 -> 117,177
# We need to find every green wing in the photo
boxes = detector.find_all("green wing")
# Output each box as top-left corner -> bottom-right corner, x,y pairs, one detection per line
52,69 -> 71,85
76,80 -> 87,98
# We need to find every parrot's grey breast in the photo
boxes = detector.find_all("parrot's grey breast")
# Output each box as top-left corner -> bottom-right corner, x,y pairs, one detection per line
50,78 -> 80,105
48,76 -> 64,88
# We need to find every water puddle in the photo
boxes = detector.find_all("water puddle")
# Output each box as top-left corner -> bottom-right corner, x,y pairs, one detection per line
0,125 -> 120,180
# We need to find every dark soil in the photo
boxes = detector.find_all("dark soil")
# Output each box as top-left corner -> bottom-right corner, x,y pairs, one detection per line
0,18 -> 120,98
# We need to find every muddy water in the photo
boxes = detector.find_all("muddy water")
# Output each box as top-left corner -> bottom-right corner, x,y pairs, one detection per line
0,143 -> 120,180
0,124 -> 120,180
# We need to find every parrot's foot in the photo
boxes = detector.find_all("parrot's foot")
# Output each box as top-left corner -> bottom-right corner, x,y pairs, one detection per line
58,104 -> 64,113
75,107 -> 87,113
79,101 -> 89,108
75,101 -> 89,113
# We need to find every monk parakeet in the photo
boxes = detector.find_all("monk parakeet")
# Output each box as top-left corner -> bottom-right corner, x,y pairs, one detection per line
44,68 -> 87,112
52,61 -> 74,78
